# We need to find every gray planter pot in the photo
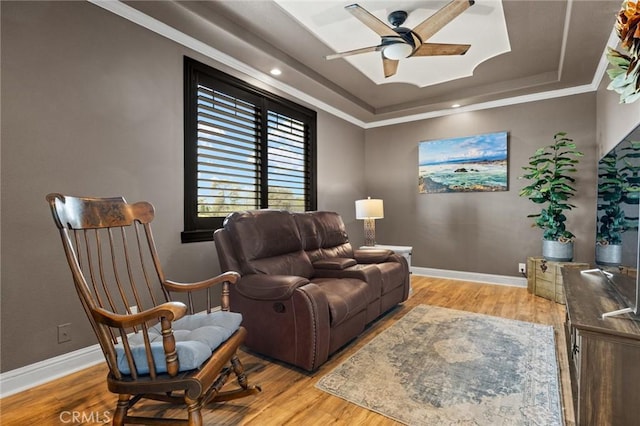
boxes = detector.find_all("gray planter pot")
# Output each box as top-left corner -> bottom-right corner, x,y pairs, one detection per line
595,244 -> 622,266
542,239 -> 573,262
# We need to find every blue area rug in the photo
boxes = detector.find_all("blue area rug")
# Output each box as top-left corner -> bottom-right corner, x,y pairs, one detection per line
316,305 -> 562,425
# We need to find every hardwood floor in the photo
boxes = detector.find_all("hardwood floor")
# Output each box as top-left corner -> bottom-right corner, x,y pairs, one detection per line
0,276 -> 573,425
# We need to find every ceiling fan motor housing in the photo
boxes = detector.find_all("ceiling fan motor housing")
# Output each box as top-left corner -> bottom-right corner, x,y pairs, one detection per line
388,10 -> 408,27
382,12 -> 423,60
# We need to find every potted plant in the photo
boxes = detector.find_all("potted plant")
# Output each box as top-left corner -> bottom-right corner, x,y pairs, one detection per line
519,131 -> 583,261
620,140 -> 640,203
596,150 -> 627,265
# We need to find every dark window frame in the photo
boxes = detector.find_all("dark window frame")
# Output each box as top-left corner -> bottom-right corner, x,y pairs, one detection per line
182,57 -> 317,243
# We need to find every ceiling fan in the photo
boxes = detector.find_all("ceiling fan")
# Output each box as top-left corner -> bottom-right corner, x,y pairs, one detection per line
325,0 -> 475,78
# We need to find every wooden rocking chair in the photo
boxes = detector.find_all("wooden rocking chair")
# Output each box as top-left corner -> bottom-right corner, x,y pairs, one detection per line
46,193 -> 261,426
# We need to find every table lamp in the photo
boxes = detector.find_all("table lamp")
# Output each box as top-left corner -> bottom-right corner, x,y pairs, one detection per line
355,197 -> 384,246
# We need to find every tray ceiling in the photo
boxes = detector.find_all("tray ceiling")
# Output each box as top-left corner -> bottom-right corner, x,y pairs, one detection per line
113,0 -> 621,126
274,0 -> 511,87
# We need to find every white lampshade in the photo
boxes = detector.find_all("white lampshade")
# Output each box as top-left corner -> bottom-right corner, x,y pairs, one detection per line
355,197 -> 384,219
382,43 -> 413,60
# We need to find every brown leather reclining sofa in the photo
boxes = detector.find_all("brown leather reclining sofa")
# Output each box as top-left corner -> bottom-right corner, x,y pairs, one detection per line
214,209 -> 410,371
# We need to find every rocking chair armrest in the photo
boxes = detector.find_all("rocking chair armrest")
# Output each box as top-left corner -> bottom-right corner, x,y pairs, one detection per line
163,271 -> 240,293
91,301 -> 188,329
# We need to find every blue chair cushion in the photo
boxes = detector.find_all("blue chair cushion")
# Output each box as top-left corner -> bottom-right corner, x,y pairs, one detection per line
115,311 -> 242,375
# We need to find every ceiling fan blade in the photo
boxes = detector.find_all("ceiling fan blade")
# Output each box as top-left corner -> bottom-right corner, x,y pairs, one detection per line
325,45 -> 382,60
383,56 -> 399,78
345,4 -> 398,38
412,0 -> 474,43
411,43 -> 471,57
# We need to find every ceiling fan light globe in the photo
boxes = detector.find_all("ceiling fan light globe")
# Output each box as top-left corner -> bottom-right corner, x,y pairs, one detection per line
382,43 -> 413,60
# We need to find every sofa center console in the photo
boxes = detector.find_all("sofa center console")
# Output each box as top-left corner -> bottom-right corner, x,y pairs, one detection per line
562,266 -> 640,425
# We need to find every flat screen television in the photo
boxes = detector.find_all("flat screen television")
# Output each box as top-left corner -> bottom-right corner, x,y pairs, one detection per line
588,124 -> 640,319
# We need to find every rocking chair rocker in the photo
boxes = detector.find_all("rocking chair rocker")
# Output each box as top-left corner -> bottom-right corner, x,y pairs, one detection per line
46,193 -> 260,425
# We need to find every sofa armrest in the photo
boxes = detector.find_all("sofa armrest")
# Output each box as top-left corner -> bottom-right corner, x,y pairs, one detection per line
236,274 -> 310,301
353,249 -> 393,263
313,257 -> 357,270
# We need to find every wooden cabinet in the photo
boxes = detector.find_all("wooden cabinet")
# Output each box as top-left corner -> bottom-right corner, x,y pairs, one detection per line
526,257 -> 589,304
562,266 -> 640,426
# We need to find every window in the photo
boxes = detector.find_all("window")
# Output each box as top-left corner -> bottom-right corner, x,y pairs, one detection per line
182,58 -> 317,243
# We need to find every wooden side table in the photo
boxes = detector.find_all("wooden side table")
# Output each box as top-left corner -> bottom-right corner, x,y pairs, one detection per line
526,257 -> 589,304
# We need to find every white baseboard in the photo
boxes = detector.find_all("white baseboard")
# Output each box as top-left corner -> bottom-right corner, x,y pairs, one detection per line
412,267 -> 528,288
0,344 -> 104,398
0,273 -> 524,398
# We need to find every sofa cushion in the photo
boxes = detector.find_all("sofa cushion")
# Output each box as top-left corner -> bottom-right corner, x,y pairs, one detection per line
115,311 -> 242,375
224,210 -> 314,277
377,261 -> 406,293
294,211 -> 321,251
312,211 -> 351,247
312,278 -> 369,326
251,251 -> 314,277
294,211 -> 354,261
319,244 -> 356,260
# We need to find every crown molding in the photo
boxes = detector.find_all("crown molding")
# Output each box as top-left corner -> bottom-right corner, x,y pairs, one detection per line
88,0 -> 613,130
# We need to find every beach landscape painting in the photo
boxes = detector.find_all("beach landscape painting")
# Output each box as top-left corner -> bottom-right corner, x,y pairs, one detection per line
418,131 -> 508,193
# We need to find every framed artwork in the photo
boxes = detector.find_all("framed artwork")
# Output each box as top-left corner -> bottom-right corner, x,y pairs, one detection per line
418,131 -> 508,193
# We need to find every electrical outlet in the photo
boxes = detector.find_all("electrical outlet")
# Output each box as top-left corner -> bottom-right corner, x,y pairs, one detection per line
518,263 -> 526,274
130,305 -> 138,314
58,323 -> 71,343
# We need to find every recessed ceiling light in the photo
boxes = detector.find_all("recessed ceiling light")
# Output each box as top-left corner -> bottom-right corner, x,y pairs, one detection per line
451,104 -> 461,108
270,68 -> 282,76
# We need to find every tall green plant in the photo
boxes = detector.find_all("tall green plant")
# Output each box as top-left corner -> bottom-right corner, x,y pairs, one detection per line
597,150 -> 627,245
519,132 -> 583,241
620,140 -> 640,205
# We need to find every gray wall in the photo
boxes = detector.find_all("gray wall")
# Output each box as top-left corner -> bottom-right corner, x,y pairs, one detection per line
596,73 -> 640,157
364,95 -> 598,276
0,1 -> 365,372
317,113 -> 368,238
